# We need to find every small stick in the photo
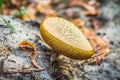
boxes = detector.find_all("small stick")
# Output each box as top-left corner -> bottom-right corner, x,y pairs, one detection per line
0,69 -> 45,74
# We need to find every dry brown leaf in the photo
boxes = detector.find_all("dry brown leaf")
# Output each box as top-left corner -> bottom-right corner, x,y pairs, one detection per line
11,0 -> 27,7
38,0 -> 51,6
81,27 -> 96,38
81,27 -> 110,64
69,0 -> 83,7
2,9 -> 9,15
22,7 -> 36,21
85,7 -> 99,16
19,41 -> 44,70
57,3 -> 66,9
90,18 -> 101,29
69,0 -> 99,16
72,19 -> 85,27
30,51 -> 44,70
36,4 -> 57,16
88,0 -> 97,5
19,41 -> 36,51
2,4 -> 18,15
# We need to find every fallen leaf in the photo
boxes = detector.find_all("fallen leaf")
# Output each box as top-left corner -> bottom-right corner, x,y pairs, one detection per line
88,0 -> 97,5
2,9 -> 9,15
11,0 -> 27,7
37,0 -> 51,6
19,41 -> 44,70
30,51 -> 44,70
85,7 -> 99,16
22,7 -> 36,21
19,41 -> 36,51
72,19 -> 85,27
0,43 -> 7,56
69,0 -> 83,7
90,18 -> 101,29
69,0 -> 99,16
36,3 -> 57,16
57,3 -> 66,9
81,27 -> 110,64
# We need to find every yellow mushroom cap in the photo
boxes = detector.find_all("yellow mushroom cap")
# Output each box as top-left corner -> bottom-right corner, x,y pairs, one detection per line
40,17 -> 94,60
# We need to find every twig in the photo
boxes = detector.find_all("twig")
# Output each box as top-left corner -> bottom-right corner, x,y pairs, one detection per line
0,69 -> 45,74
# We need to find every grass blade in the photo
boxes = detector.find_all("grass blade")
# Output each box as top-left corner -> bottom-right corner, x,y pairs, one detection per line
0,15 -> 16,33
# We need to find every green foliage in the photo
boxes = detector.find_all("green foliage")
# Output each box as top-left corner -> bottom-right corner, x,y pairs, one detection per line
14,6 -> 27,16
0,0 -> 16,33
0,0 -> 4,13
54,64 -> 60,72
69,77 -> 74,80
20,6 -> 27,15
0,15 -> 16,33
